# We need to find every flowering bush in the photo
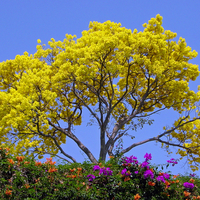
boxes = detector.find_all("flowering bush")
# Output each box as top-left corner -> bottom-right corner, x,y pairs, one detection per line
0,144 -> 200,199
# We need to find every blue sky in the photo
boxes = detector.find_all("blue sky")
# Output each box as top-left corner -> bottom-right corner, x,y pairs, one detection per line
0,1 -> 200,177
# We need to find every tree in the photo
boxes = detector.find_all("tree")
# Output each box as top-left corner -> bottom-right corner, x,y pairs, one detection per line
0,14 -> 200,171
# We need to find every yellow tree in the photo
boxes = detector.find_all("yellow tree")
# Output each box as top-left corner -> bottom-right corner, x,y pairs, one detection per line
0,14 -> 200,171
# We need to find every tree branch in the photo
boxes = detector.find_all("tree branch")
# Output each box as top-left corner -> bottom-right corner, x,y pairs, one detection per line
121,116 -> 200,154
47,119 -> 98,164
72,81 -> 102,127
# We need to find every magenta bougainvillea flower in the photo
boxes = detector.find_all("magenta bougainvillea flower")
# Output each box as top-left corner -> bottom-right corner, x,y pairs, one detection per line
140,161 -> 150,169
144,153 -> 152,161
121,168 -> 131,176
167,158 -> 178,166
93,165 -> 113,176
183,182 -> 194,189
156,175 -> 165,183
99,167 -> 113,176
93,165 -> 101,171
87,174 -> 96,182
163,173 -> 170,179
190,173 -> 196,177
143,169 -> 154,179
121,155 -> 138,165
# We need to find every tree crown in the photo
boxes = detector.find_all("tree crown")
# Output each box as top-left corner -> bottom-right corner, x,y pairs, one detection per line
0,14 -> 200,171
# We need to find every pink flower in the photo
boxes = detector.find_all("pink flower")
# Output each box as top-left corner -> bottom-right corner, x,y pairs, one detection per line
156,176 -> 165,183
121,168 -> 131,176
183,182 -> 194,189
144,169 -> 154,179
87,174 -> 95,181
140,161 -> 149,169
144,153 -> 152,161
167,158 -> 178,166
93,165 -> 100,171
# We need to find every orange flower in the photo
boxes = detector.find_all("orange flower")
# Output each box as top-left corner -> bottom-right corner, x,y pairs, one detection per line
67,175 -> 76,178
99,163 -> 102,166
35,161 -> 42,166
124,176 -> 130,182
70,168 -> 76,172
165,181 -> 170,186
173,174 -> 179,179
165,181 -> 170,190
24,161 -> 30,165
150,168 -> 154,172
46,158 -> 52,162
48,167 -> 58,173
163,192 -> 170,197
35,178 -> 40,183
25,184 -> 30,189
77,167 -> 82,171
45,158 -> 56,165
148,181 -> 155,186
72,175 -> 76,178
170,181 -> 175,184
134,194 -> 141,200
5,148 -> 10,152
16,156 -> 25,162
7,158 -> 15,165
109,156 -> 114,159
82,182 -> 85,185
50,161 -> 56,165
184,191 -> 191,197
189,178 -> 195,183
5,188 -> 12,196
176,180 -> 179,183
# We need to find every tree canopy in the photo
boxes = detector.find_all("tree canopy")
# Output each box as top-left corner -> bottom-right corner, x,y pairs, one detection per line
0,14 -> 200,171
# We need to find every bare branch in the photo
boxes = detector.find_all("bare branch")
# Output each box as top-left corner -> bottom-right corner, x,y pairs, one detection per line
121,116 -> 200,155
26,123 -> 78,163
72,81 -> 102,127
156,138 -> 200,153
47,119 -> 98,164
